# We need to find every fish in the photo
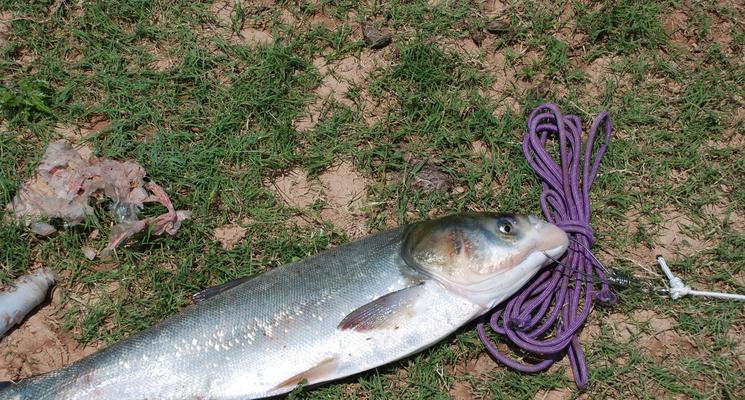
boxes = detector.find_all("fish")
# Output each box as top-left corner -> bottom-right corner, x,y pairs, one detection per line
0,269 -> 56,338
0,212 -> 568,400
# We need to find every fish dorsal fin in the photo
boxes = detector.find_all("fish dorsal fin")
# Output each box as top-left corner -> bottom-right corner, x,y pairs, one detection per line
191,277 -> 250,303
338,282 -> 426,331
271,356 -> 338,390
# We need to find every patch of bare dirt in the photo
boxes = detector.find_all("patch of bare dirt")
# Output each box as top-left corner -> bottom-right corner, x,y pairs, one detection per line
0,11 -> 12,45
318,161 -> 369,239
13,48 -> 37,69
140,41 -> 176,71
702,202 -> 745,231
452,352 -> 499,379
604,310 -> 698,361
473,49 -> 521,115
268,168 -> 322,209
449,380 -> 473,400
360,89 -> 394,125
552,2 -> 588,49
213,220 -> 249,250
663,11 -> 690,47
295,50 -> 391,131
583,56 -> 619,99
54,115 -> 111,143
725,325 -> 744,365
534,388 -> 573,400
623,207 -> 716,265
208,0 -> 273,47
447,352 -> 500,398
0,289 -> 99,381
480,45 -> 551,109
310,13 -> 338,31
437,36 -> 482,60
545,354 -> 576,382
267,162 -> 369,237
655,209 -> 712,259
278,9 -> 297,27
708,13 -> 733,50
579,319 -> 601,343
235,27 -> 273,47
706,132 -> 745,151
494,96 -> 520,115
471,140 -> 489,155
554,28 -> 587,51
210,0 -> 232,24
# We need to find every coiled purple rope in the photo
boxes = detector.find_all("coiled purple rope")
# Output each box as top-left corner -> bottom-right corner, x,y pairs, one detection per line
477,103 -> 614,390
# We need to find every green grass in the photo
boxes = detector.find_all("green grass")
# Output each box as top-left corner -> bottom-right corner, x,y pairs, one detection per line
1,0 -> 743,399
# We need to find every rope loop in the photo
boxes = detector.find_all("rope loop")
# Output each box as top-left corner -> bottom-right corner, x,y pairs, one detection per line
477,104 -> 613,390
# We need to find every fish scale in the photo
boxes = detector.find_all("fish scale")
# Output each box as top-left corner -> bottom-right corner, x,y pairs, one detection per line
1,213 -> 568,399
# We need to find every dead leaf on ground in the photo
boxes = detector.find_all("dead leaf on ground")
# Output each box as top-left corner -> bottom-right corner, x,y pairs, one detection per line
411,158 -> 453,194
362,21 -> 392,49
470,27 -> 485,47
485,17 -> 511,35
664,11 -> 690,47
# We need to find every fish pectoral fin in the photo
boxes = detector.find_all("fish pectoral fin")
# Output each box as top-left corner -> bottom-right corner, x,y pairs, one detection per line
338,282 -> 426,331
272,356 -> 338,391
191,277 -> 250,303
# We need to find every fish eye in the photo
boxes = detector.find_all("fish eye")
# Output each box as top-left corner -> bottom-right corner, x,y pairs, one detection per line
498,221 -> 514,234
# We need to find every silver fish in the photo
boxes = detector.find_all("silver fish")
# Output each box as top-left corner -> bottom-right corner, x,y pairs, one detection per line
0,213 -> 568,399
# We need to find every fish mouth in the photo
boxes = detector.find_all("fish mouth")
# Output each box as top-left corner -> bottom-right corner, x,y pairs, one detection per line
535,221 -> 569,259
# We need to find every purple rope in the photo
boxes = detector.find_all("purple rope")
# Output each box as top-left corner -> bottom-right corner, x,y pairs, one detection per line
477,103 -> 614,390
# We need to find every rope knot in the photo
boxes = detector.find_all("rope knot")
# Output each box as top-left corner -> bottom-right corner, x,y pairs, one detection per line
592,288 -> 617,305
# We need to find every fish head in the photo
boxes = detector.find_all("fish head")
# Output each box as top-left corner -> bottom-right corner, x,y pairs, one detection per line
401,213 -> 568,309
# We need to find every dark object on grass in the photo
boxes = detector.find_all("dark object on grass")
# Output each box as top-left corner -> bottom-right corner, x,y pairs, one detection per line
362,21 -> 392,49
529,79 -> 552,100
410,158 -> 452,194
486,18 -> 511,34
477,103 -> 614,390
470,28 -> 485,47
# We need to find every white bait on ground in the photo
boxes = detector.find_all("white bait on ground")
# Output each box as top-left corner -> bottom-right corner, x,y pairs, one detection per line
0,269 -> 56,338
0,213 -> 568,400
